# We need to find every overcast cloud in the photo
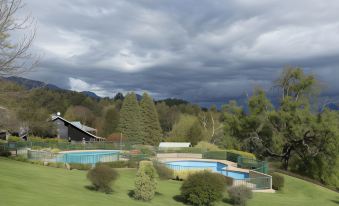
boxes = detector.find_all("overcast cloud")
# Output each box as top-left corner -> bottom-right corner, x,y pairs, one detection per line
20,0 -> 339,105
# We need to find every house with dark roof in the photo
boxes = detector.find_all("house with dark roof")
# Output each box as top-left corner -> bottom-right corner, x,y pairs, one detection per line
51,114 -> 104,142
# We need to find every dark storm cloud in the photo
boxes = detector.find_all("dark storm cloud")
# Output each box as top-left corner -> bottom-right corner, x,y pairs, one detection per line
22,0 -> 339,105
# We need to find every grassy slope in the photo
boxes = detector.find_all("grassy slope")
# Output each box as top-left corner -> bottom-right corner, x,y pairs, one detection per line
0,158 -> 338,206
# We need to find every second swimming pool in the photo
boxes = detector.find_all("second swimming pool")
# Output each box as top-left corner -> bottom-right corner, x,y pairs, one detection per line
165,160 -> 249,179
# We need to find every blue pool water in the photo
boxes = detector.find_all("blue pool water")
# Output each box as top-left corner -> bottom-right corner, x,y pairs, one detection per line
58,150 -> 119,164
165,161 -> 249,179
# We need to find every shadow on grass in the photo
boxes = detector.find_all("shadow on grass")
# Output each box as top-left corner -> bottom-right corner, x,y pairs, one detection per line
84,185 -> 97,191
128,190 -> 135,198
222,198 -> 233,204
172,195 -> 186,204
331,200 -> 339,205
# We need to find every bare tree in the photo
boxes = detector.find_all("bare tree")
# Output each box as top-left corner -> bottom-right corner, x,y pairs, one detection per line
0,0 -> 37,77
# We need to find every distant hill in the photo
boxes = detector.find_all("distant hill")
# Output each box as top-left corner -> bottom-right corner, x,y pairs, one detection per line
80,91 -> 101,100
5,76 -> 62,91
5,76 -> 102,100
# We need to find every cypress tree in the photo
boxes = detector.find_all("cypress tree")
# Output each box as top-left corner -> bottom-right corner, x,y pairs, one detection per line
140,93 -> 162,145
117,92 -> 143,144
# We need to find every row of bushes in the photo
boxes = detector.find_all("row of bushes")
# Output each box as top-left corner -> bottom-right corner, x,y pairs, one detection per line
202,150 -> 256,162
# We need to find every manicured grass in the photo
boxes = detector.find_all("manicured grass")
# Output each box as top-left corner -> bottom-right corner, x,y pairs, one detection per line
0,158 -> 338,206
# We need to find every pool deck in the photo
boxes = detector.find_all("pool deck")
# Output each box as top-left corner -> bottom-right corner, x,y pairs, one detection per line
157,158 -> 249,173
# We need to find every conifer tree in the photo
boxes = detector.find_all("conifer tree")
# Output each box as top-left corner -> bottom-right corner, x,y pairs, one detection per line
140,93 -> 162,145
117,92 -> 143,144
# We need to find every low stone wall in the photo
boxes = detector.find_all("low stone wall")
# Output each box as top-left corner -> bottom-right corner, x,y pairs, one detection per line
156,153 -> 202,159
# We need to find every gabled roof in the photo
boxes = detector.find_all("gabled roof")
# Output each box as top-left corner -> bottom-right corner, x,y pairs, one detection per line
51,115 -> 103,139
159,142 -> 191,148
70,121 -> 97,132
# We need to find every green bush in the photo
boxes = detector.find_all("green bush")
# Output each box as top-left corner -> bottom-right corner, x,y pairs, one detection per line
48,162 -> 66,168
153,162 -> 173,180
87,164 -> 119,194
227,185 -> 253,206
133,161 -> 157,201
226,150 -> 256,163
69,163 -> 92,170
98,161 -> 127,168
195,141 -> 221,151
10,155 -> 28,162
7,136 -> 21,142
0,150 -> 11,157
180,171 -> 226,206
271,173 -> 284,191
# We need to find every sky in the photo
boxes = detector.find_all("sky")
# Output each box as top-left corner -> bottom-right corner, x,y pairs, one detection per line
19,0 -> 339,106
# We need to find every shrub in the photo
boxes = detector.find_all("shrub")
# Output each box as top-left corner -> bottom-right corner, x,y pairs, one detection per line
87,164 -> 119,194
69,163 -> 92,170
195,141 -> 221,151
0,150 -> 11,157
174,169 -> 211,180
271,173 -> 284,191
10,155 -> 28,162
153,162 -> 173,180
227,185 -> 252,206
226,150 -> 256,160
98,161 -> 128,168
7,136 -> 21,142
127,159 -> 138,168
180,171 -> 226,206
133,161 -> 157,201
48,162 -> 66,168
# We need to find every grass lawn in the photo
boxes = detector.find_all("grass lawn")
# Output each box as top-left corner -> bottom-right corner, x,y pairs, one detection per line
0,157 -> 338,206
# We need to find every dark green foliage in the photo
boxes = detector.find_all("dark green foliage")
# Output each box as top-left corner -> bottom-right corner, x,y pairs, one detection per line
156,102 -> 179,133
69,163 -> 92,170
271,173 -> 284,190
180,171 -> 225,206
140,93 -> 163,145
87,164 -> 119,194
98,160 -> 129,168
100,107 -> 119,137
0,150 -> 11,157
118,92 -> 143,145
187,120 -> 204,146
227,185 -> 253,206
153,162 -> 173,180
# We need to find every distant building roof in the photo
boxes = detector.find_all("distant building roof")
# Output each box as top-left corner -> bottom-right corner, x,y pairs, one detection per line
159,142 -> 191,148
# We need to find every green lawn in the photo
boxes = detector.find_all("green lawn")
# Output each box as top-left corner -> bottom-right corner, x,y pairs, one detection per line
0,158 -> 338,206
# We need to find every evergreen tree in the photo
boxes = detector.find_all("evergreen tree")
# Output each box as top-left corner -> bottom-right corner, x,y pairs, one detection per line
140,93 -> 162,145
117,92 -> 143,144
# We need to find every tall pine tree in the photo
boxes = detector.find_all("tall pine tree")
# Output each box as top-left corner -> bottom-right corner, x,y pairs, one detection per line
117,92 -> 143,144
140,93 -> 162,145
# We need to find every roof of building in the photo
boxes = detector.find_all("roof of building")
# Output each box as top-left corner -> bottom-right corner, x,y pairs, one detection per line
51,115 -> 103,139
70,121 -> 97,132
159,142 -> 191,148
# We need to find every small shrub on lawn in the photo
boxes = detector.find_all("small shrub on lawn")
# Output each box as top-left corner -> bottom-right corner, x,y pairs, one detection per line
87,164 -> 119,194
0,150 -> 11,157
69,163 -> 92,170
133,161 -> 157,201
154,162 -> 173,180
227,185 -> 252,206
48,162 -> 66,168
174,169 -> 212,181
99,161 -> 128,168
180,171 -> 226,206
271,173 -> 284,190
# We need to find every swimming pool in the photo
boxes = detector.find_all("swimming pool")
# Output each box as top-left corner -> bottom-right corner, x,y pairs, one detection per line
57,150 -> 120,164
165,160 -> 249,179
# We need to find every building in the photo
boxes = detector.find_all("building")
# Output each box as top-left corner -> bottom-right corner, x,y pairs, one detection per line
51,114 -> 103,142
158,142 -> 191,148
